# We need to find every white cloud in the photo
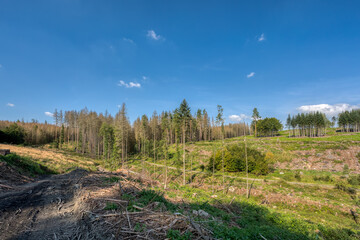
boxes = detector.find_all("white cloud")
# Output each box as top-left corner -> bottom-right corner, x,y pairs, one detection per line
297,103 -> 360,116
117,80 -> 141,88
6,103 -> 14,107
142,76 -> 148,80
247,72 -> 255,78
258,33 -> 265,42
229,114 -> 251,122
45,111 -> 54,117
123,38 -> 135,44
147,30 -> 163,40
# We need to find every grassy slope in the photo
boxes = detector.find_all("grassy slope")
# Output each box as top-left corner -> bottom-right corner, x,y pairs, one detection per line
126,131 -> 360,239
2,131 -> 360,239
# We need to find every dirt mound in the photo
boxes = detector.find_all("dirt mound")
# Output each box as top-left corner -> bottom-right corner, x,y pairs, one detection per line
0,162 -> 33,191
0,169 -> 208,240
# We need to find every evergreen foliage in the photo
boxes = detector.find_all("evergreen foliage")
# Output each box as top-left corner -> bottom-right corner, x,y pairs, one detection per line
338,109 -> 360,132
288,112 -> 330,137
208,144 -> 270,175
0,123 -> 25,144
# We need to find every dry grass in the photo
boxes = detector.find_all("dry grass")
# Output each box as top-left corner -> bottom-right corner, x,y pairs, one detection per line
0,144 -> 97,173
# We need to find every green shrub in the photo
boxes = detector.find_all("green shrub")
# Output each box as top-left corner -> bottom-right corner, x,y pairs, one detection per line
313,175 -> 333,182
294,171 -> 302,182
208,144 -> 270,175
343,164 -> 350,174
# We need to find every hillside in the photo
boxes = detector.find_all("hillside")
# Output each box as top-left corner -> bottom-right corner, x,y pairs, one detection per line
1,132 -> 360,239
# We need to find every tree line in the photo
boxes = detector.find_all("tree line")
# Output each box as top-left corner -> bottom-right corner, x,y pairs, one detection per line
0,120 -> 57,145
286,112 -> 330,137
338,109 -> 360,132
0,100 -> 249,159
62,101 -> 249,167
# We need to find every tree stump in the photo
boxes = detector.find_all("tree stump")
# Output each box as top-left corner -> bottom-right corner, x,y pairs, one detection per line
0,149 -> 10,156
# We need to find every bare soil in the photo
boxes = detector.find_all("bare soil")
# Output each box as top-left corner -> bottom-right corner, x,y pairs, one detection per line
0,168 -> 207,240
0,162 -> 33,191
275,146 -> 360,173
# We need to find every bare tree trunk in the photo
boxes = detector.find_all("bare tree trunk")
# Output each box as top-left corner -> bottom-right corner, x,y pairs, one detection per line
153,128 -> 156,175
245,136 -> 249,199
183,126 -> 186,186
164,130 -> 169,190
212,146 -> 216,193
222,135 -> 225,186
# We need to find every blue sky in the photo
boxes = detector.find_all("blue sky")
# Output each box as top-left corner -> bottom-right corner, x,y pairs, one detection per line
1,0 -> 360,124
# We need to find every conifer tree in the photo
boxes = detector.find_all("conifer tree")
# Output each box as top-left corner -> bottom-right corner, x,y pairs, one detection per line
216,105 -> 225,185
252,108 -> 261,137
178,99 -> 191,185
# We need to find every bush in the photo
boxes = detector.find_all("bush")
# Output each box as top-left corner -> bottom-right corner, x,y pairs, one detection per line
208,144 -> 270,175
294,171 -> 302,182
313,175 -> 333,182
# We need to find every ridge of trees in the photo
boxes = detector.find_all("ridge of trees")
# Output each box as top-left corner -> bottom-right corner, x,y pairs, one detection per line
286,112 -> 330,137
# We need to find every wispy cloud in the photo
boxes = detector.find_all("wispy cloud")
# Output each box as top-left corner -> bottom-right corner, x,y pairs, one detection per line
297,103 -> 360,116
142,76 -> 148,80
0,64 -> 2,68
258,33 -> 265,42
247,72 -> 255,78
117,80 -> 141,88
6,103 -> 14,107
45,111 -> 54,117
229,114 -> 251,122
123,38 -> 135,44
147,30 -> 163,40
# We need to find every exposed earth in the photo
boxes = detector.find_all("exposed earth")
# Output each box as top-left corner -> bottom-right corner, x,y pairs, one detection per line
0,167 -> 205,240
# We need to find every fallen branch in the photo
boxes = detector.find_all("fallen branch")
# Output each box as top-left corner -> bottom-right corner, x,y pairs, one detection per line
98,198 -> 128,203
